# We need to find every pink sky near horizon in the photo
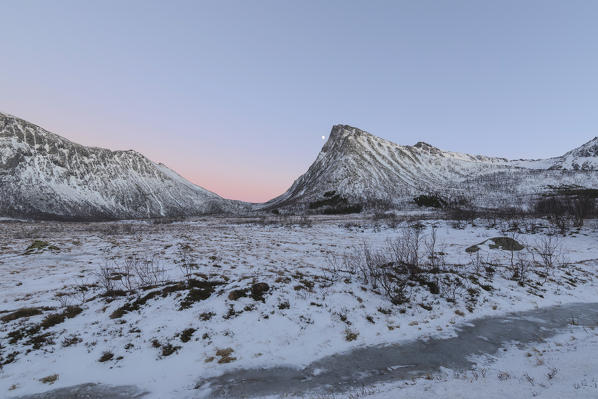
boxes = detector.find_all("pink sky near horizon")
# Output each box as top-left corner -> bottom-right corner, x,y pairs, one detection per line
188,174 -> 292,204
74,124 -> 311,204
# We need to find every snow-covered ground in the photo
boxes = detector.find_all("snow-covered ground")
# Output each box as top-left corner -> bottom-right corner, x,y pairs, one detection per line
0,216 -> 597,398
331,326 -> 598,399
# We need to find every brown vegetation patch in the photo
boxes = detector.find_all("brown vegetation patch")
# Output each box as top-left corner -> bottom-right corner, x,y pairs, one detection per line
39,374 -> 59,384
98,352 -> 114,362
180,328 -> 196,343
110,280 -> 223,318
1,307 -> 43,323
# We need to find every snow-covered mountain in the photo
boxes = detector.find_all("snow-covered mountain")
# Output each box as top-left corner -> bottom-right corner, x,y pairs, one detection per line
2,114 -> 596,219
262,125 -> 598,212
512,137 -> 598,171
0,112 -> 247,220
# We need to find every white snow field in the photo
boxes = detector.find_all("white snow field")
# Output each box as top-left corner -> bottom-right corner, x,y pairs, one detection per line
334,326 -> 598,399
0,215 -> 597,398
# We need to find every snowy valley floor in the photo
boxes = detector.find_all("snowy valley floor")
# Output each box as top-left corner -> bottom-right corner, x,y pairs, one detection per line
0,215 -> 597,398
321,325 -> 598,399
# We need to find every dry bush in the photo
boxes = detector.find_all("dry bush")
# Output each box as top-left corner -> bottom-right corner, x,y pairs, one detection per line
96,254 -> 166,295
95,264 -> 116,294
535,235 -> 562,270
116,258 -> 138,291
177,244 -> 195,283
131,255 -> 166,287
328,225 -> 445,305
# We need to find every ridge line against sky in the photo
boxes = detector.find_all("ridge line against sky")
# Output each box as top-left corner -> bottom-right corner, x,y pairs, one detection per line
1,0 -> 597,202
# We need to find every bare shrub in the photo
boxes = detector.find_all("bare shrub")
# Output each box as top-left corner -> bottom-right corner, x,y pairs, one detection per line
327,241 -> 380,284
115,257 -> 138,291
74,282 -> 91,305
177,244 -> 196,282
534,235 -> 562,271
387,225 -> 424,273
425,225 -> 446,272
504,230 -> 520,270
97,254 -> 166,294
469,251 -> 484,275
551,215 -> 572,236
325,252 -> 346,281
95,264 -> 116,294
132,255 -> 166,287
442,276 -> 464,303
377,262 -> 410,304
512,251 -> 531,283
328,225 -> 446,305
55,294 -> 72,308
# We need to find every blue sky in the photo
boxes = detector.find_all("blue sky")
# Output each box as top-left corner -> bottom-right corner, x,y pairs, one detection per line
1,1 -> 597,201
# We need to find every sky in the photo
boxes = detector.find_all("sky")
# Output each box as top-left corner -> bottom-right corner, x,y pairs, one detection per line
1,1 -> 597,202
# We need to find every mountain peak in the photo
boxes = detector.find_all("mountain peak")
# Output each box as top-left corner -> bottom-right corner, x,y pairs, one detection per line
322,124 -> 372,154
413,141 -> 441,151
328,124 -> 369,140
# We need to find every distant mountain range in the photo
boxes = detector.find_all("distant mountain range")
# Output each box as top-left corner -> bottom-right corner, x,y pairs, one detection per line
1,113 -> 596,220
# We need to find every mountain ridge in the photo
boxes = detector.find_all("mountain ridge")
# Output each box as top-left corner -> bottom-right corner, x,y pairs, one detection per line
0,112 -> 247,220
1,113 -> 596,219
262,124 -> 598,212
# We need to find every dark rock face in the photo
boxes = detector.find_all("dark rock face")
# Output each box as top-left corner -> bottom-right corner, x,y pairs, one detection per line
0,113 -> 247,220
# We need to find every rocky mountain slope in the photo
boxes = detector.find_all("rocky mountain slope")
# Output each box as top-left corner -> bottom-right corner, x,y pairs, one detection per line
262,125 -> 598,212
0,112 -> 246,220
